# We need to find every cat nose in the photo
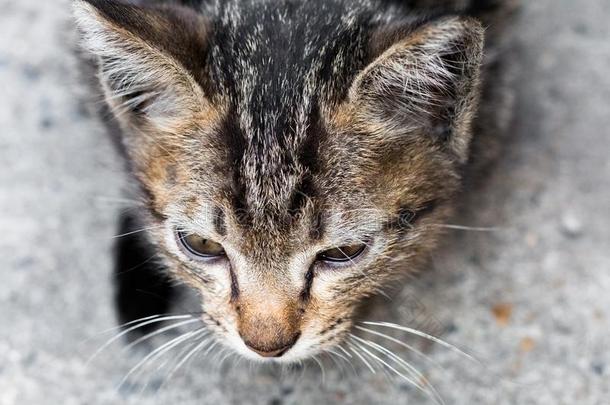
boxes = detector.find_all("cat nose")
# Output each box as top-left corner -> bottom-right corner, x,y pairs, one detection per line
243,332 -> 300,358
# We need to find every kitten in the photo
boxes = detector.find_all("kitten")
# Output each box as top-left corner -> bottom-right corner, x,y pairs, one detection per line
74,0 -> 514,362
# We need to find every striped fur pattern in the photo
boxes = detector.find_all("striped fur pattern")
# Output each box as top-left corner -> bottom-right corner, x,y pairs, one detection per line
75,0 -> 512,362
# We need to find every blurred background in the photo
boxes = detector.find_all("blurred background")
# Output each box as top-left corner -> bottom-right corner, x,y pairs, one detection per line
1,0 -> 609,404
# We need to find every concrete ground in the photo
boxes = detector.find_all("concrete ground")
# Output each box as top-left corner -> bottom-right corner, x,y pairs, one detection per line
0,0 -> 609,404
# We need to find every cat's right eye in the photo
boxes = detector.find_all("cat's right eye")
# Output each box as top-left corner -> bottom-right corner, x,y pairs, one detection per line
176,231 -> 225,260
317,244 -> 366,264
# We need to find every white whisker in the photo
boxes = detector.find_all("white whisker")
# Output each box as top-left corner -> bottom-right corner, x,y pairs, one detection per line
111,224 -> 165,239
355,325 -> 442,369
351,335 -> 444,405
205,339 -> 220,355
326,348 -> 350,363
312,355 -> 326,383
218,348 -> 234,369
337,343 -> 353,359
88,314 -> 193,364
160,333 -> 211,389
327,346 -> 357,376
323,350 -> 343,376
362,321 -> 479,364
117,328 -> 203,390
124,318 -> 201,351
350,338 -> 427,395
347,342 -> 376,374
92,314 -> 162,337
429,224 -> 501,232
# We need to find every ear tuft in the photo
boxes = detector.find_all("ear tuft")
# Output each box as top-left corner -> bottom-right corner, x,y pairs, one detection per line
351,17 -> 484,161
73,0 -> 207,130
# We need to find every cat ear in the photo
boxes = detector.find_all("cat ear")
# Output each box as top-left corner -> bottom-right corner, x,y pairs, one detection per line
73,0 -> 208,131
350,17 -> 484,161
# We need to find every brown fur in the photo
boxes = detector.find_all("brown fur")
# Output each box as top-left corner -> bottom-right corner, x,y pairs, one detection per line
75,0 -> 513,362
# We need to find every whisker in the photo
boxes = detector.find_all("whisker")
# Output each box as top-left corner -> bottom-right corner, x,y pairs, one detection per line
349,338 -> 428,397
428,224 -> 501,232
124,318 -> 201,351
355,326 -> 443,370
336,343 -> 353,359
88,314 -> 194,364
347,342 -> 376,374
327,347 -> 357,376
117,327 -> 203,390
362,321 -> 479,364
324,349 -> 348,377
92,314 -> 162,337
326,348 -> 350,363
114,253 -> 160,276
137,329 -> 207,396
217,348 -> 234,370
349,340 -> 393,382
200,339 -> 220,360
325,207 -> 501,235
160,333 -> 212,389
351,335 -> 444,405
210,346 -> 227,373
92,196 -> 143,206
312,355 -> 326,384
136,336 -> 195,397
111,224 -> 165,239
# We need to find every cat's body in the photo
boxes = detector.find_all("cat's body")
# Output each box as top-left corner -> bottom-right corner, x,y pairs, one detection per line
75,0 -> 515,362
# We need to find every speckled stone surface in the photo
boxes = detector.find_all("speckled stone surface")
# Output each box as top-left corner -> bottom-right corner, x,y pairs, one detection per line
1,1 -> 609,404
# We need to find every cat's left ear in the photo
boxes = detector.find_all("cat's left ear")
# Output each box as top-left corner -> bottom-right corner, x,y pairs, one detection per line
73,0 -> 208,131
349,17 -> 484,162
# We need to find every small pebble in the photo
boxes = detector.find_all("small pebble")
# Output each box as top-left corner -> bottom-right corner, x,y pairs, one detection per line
16,256 -> 35,269
573,23 -> 588,35
22,64 -> 41,81
519,337 -> 535,353
525,232 -> 539,247
444,322 -> 458,334
40,117 -> 54,129
492,303 -> 513,327
592,362 -> 605,376
560,213 -> 583,238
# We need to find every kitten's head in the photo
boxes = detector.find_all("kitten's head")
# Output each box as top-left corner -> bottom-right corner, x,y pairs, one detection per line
75,0 -> 483,362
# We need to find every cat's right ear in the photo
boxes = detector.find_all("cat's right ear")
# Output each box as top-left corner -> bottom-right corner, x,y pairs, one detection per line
73,0 -> 209,131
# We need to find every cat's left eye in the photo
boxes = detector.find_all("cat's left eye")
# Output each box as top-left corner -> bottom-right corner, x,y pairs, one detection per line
317,244 -> 366,263
176,231 -> 225,259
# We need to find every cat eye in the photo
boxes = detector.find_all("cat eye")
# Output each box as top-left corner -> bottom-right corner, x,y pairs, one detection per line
317,244 -> 366,263
176,231 -> 225,259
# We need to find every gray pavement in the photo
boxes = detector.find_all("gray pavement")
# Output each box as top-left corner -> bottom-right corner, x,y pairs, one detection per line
0,1 -> 609,404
